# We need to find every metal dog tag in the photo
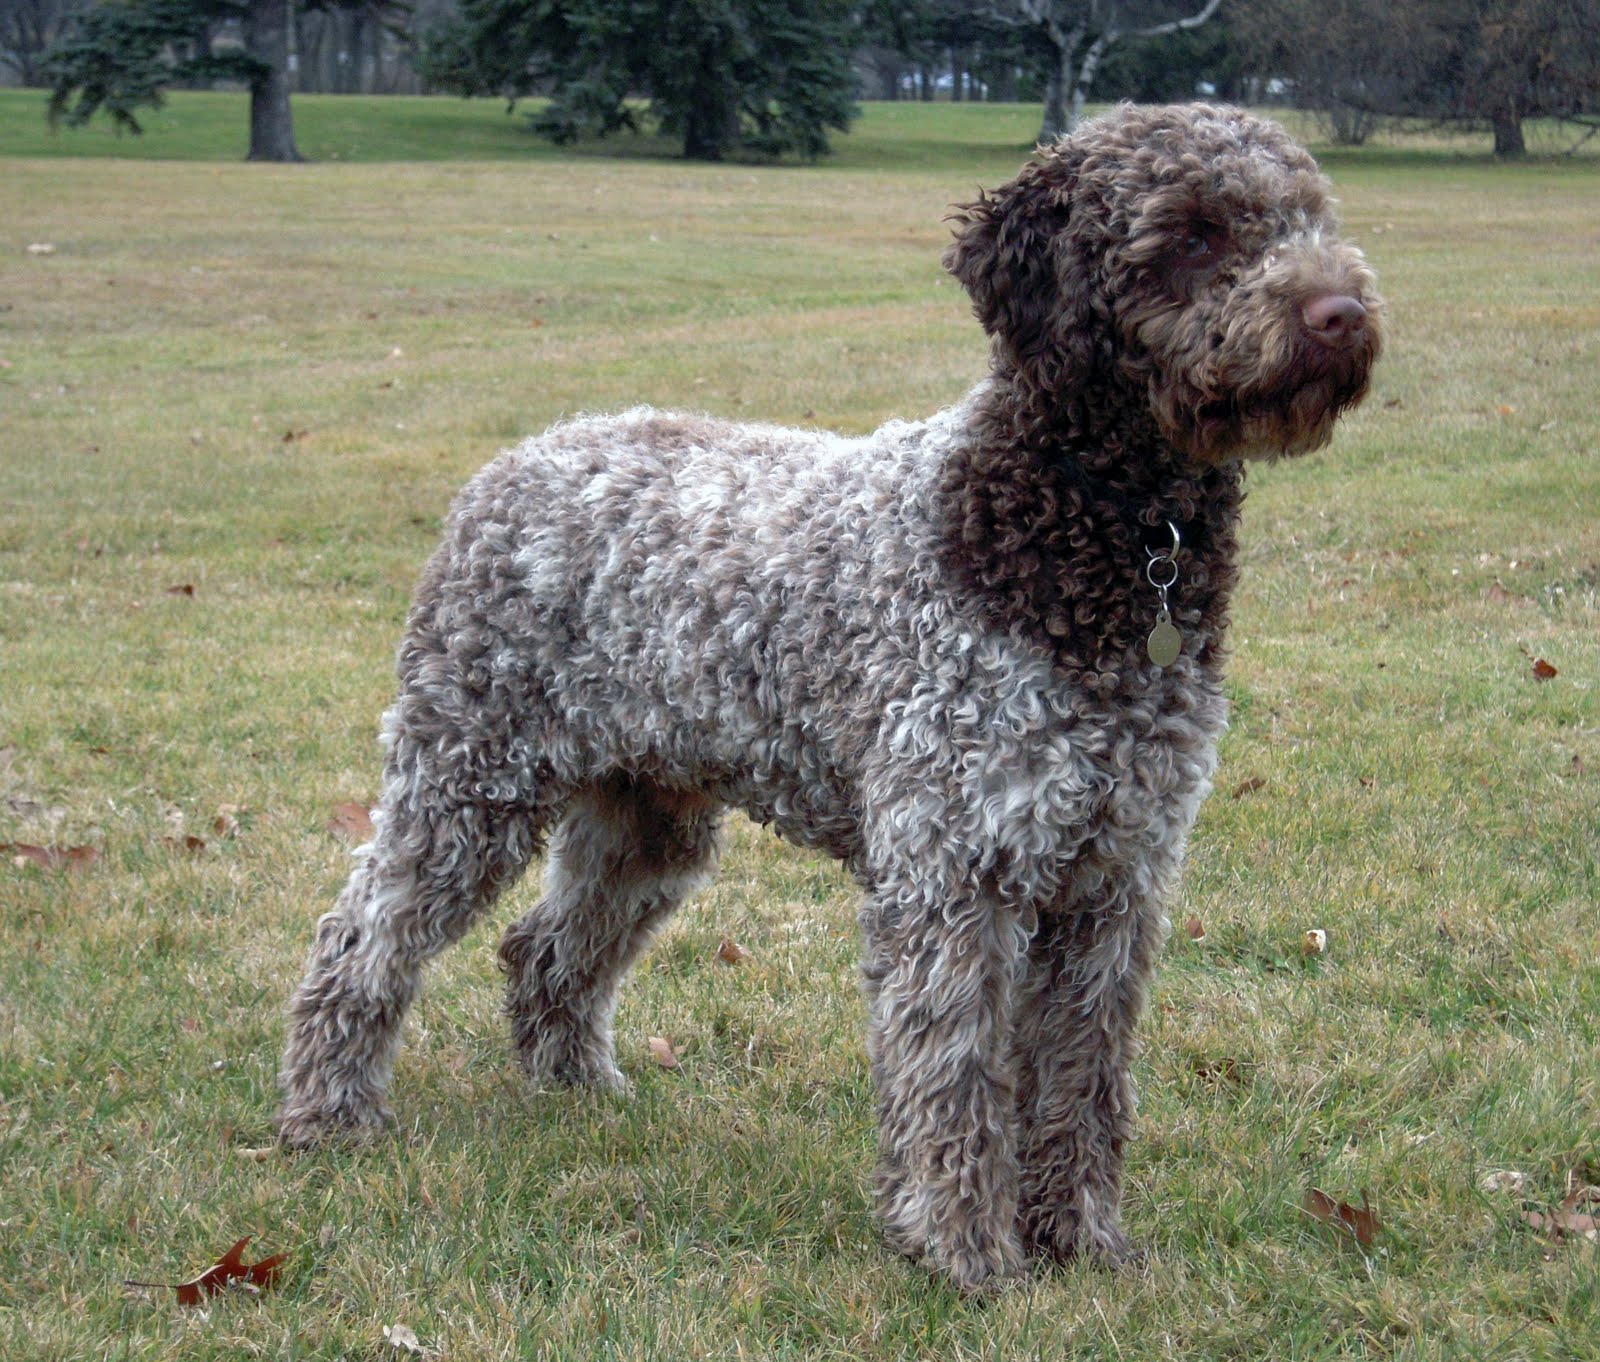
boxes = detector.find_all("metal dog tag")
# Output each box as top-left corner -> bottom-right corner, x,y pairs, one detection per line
1147,612 -> 1182,667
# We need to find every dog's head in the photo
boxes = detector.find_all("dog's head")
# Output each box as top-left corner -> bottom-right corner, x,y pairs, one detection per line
945,103 -> 1383,462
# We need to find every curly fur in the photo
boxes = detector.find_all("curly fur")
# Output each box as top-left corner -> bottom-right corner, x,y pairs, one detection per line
276,103 -> 1382,1293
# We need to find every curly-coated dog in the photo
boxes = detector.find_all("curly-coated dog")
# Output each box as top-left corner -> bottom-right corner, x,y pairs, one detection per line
277,103 -> 1382,1291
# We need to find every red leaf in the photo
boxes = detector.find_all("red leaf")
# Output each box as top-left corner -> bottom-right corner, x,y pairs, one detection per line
1183,915 -> 1206,941
126,1236 -> 289,1308
161,834 -> 206,854
1303,1187 -> 1380,1248
4,842 -> 98,872
716,938 -> 748,964
327,801 -> 376,841
1522,1184 -> 1600,1243
1531,657 -> 1558,681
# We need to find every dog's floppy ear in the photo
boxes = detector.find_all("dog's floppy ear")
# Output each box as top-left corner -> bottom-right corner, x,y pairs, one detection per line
943,152 -> 1094,395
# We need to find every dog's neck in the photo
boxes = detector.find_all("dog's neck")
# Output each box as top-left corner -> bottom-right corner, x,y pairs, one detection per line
938,377 -> 1244,688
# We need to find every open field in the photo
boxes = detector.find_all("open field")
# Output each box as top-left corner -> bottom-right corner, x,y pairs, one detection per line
1,96 -> 1597,1360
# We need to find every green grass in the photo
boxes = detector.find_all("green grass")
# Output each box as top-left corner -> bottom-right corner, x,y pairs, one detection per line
2,97 -> 1597,1361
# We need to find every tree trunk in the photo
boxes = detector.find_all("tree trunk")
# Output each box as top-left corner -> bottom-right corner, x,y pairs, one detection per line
682,74 -> 737,160
1039,56 -> 1069,141
244,0 -> 304,161
1068,32 -> 1112,132
1492,110 -> 1526,158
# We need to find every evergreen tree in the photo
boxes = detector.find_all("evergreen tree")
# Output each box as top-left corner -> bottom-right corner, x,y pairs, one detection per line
421,0 -> 860,161
45,0 -> 393,161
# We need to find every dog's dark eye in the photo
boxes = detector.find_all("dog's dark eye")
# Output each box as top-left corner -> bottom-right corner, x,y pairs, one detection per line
1180,233 -> 1211,259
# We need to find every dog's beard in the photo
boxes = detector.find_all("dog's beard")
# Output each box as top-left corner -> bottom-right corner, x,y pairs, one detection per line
1162,332 -> 1378,464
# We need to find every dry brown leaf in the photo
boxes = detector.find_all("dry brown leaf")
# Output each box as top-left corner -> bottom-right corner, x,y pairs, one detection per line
1531,657 -> 1558,681
1191,1056 -> 1242,1085
165,583 -> 195,598
1230,775 -> 1267,799
647,1036 -> 680,1070
4,842 -> 98,872
1522,1184 -> 1600,1243
1183,915 -> 1206,941
125,1236 -> 288,1308
328,801 -> 376,841
214,805 -> 245,839
161,834 -> 207,854
716,937 -> 748,964
1303,1187 -> 1380,1248
1302,928 -> 1328,956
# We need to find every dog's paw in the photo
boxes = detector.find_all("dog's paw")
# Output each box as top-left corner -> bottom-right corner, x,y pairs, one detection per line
927,1232 -> 1029,1297
274,1102 -> 393,1151
1023,1209 -> 1136,1270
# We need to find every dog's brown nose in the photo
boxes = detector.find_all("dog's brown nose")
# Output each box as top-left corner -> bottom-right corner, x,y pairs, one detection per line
1302,294 -> 1367,344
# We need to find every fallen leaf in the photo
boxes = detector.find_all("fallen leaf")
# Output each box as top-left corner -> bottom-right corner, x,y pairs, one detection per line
1478,1168 -> 1530,1196
235,1146 -> 276,1163
647,1036 -> 680,1070
384,1323 -> 428,1355
1302,928 -> 1328,956
282,428 -> 310,443
125,1236 -> 288,1307
165,583 -> 195,598
1191,1055 -> 1242,1085
214,805 -> 245,838
1531,657 -> 1558,681
1496,404 -> 1516,416
4,842 -> 98,872
1485,581 -> 1521,605
1230,775 -> 1267,799
327,801 -> 375,841
1303,1187 -> 1380,1248
1183,915 -> 1206,941
1522,1184 -> 1600,1243
716,937 -> 748,964
160,834 -> 207,854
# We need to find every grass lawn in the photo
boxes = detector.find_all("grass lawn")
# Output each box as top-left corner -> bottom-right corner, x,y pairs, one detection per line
1,93 -> 1597,1360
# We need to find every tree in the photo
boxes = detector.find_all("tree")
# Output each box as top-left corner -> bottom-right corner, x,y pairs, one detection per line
1427,0 -> 1600,156
45,0 -> 392,160
1247,0 -> 1600,157
980,0 -> 1222,140
2,0 -> 87,85
420,0 -> 860,161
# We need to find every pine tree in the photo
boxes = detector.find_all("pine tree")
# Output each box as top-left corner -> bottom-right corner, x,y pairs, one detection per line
45,0 -> 353,162
421,0 -> 860,161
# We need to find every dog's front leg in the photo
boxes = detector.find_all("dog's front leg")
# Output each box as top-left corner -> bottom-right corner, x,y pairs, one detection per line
1010,892 -> 1167,1266
858,873 -> 1027,1293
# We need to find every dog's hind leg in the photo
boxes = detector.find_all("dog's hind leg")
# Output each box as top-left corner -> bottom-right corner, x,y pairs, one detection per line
499,774 -> 722,1091
275,720 -> 549,1148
